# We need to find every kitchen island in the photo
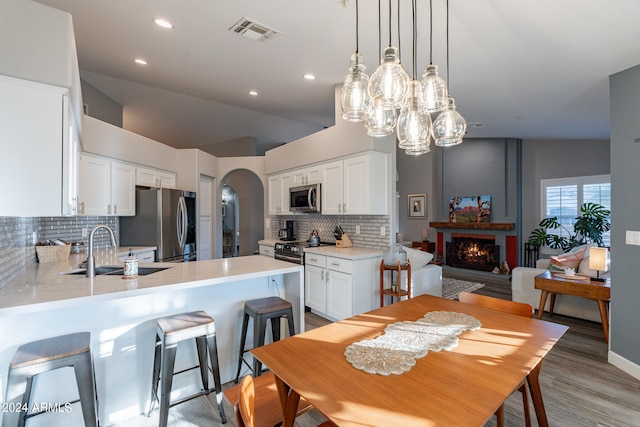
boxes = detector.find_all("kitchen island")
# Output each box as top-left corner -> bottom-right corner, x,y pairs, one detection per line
0,253 -> 303,426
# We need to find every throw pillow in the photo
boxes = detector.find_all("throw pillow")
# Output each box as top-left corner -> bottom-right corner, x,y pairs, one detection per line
548,245 -> 589,272
404,246 -> 433,267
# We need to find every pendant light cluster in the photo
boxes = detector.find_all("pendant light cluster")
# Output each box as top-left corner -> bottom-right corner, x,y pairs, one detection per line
341,0 -> 466,155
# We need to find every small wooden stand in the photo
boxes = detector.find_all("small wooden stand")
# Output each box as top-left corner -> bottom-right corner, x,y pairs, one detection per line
380,260 -> 411,307
336,234 -> 353,248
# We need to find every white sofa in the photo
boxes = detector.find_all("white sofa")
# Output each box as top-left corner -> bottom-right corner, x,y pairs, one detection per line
397,246 -> 443,298
511,258 -> 605,323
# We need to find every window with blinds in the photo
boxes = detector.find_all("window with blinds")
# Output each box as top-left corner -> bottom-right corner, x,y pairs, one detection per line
541,175 -> 611,246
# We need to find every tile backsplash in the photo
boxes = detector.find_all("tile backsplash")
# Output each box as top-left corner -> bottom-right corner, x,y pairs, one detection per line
271,214 -> 390,249
0,216 -> 118,289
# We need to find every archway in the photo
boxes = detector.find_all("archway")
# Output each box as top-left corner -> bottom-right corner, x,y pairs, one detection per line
219,169 -> 264,257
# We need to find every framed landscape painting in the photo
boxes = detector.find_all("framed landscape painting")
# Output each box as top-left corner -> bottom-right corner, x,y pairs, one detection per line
449,195 -> 491,223
408,194 -> 427,218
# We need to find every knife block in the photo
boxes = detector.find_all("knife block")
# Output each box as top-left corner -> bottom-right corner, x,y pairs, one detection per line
336,234 -> 353,248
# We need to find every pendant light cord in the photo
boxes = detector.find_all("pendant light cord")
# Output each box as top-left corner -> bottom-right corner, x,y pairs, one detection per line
388,0 -> 392,46
355,0 -> 359,53
446,0 -> 450,84
412,0 -> 417,78
429,0 -> 433,65
378,0 -> 382,61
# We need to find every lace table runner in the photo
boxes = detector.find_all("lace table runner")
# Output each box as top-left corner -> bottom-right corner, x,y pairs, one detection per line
344,311 -> 481,375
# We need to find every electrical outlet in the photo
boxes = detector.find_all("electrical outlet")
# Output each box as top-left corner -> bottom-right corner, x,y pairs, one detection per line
269,278 -> 278,288
380,226 -> 385,236
82,228 -> 88,238
626,230 -> 640,246
356,225 -> 361,234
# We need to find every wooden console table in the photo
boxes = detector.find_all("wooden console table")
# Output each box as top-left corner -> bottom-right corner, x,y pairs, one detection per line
534,271 -> 610,343
380,260 -> 411,307
412,241 -> 435,253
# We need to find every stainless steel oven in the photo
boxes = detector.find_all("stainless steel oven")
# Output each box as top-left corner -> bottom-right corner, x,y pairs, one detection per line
274,241 -> 334,264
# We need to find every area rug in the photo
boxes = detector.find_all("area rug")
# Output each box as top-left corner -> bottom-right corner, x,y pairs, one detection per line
442,278 -> 485,300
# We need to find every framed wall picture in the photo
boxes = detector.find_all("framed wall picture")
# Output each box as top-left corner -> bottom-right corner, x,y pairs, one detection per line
408,194 -> 427,219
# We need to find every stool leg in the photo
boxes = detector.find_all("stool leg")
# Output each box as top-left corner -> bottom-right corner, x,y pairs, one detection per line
73,352 -> 99,427
195,336 -> 209,391
253,313 -> 267,377
206,334 -> 227,424
158,343 -> 177,427
234,312 -> 250,383
287,310 -> 296,337
270,316 -> 282,342
147,335 -> 162,417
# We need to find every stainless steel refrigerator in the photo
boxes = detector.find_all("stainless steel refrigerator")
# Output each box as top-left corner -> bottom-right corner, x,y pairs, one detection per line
120,188 -> 196,262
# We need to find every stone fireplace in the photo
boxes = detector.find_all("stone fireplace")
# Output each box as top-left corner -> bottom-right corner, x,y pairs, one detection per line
446,233 -> 500,272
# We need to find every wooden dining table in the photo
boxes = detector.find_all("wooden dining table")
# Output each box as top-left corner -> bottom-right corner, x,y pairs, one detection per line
251,294 -> 568,427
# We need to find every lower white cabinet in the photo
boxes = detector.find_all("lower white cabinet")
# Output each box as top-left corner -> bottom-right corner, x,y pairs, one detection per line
305,252 -> 379,321
259,244 -> 275,258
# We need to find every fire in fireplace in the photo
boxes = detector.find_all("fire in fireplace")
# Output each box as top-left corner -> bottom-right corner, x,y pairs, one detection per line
446,234 -> 500,272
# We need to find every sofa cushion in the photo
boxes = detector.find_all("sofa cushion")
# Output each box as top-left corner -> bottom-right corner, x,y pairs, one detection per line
548,245 -> 589,272
404,246 -> 433,267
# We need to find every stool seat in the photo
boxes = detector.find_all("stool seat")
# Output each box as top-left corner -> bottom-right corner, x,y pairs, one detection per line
148,310 -> 226,426
157,311 -> 217,346
235,297 -> 295,383
3,332 -> 98,427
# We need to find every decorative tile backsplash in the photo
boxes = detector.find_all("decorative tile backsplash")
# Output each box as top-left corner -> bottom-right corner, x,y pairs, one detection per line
0,216 -> 118,289
271,214 -> 390,249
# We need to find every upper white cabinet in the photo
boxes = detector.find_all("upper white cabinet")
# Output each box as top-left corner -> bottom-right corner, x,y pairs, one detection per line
291,165 -> 322,186
267,172 -> 292,215
79,153 -> 135,216
322,152 -> 389,215
136,166 -> 176,189
0,76 -> 79,217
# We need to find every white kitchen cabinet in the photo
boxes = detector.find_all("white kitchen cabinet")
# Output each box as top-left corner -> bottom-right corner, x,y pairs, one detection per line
259,244 -> 275,258
304,252 -> 379,321
267,172 -> 292,215
291,165 -> 322,186
0,76 -> 79,216
79,153 -> 135,216
321,152 -> 389,215
136,166 -> 176,189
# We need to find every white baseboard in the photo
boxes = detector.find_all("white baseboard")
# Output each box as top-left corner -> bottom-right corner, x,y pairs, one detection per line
609,350 -> 640,381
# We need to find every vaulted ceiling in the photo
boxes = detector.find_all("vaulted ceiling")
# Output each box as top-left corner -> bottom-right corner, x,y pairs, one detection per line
35,0 -> 640,151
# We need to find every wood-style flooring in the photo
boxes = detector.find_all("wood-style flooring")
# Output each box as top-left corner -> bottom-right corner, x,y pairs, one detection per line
113,271 -> 640,427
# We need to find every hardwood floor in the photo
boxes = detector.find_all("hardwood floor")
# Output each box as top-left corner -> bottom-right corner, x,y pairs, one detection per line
114,274 -> 640,426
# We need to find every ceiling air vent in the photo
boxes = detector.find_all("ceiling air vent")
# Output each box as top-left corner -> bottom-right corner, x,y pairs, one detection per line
229,17 -> 281,42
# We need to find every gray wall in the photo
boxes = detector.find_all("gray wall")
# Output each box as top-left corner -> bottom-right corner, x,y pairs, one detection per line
521,139 -> 610,245
80,78 -> 123,127
610,64 -> 640,367
224,170 -> 264,256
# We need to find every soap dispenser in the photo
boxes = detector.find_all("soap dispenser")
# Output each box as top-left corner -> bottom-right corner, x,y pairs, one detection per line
124,248 -> 138,278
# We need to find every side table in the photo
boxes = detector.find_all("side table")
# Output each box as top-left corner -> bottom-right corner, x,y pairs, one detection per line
380,260 -> 411,307
534,270 -> 610,343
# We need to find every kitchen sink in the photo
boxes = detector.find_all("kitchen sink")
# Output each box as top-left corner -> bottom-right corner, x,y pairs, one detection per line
64,266 -> 171,276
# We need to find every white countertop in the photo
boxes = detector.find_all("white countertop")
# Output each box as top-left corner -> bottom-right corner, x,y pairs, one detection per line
303,245 -> 383,260
0,248 -> 303,315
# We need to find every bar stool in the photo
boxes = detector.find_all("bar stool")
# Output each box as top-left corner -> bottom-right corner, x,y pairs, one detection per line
147,310 -> 226,427
3,332 -> 98,427
234,297 -> 295,383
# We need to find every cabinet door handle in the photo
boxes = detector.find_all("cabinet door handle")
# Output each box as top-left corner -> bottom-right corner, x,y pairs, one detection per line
108,204 -> 112,215
343,203 -> 346,213
331,262 -> 340,266
114,204 -> 117,215
309,257 -> 317,262
79,202 -> 85,215
338,203 -> 342,213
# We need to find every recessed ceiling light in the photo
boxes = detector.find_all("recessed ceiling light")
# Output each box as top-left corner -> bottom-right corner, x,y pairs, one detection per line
303,74 -> 316,80
249,90 -> 258,96
134,58 -> 148,65
154,18 -> 173,29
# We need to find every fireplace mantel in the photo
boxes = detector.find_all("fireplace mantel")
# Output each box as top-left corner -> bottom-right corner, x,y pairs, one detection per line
429,222 -> 515,231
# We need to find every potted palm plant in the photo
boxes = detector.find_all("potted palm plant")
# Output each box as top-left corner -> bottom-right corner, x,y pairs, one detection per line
528,202 -> 611,251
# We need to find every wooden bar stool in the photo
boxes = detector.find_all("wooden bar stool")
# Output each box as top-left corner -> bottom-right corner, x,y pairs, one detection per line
234,297 -> 295,383
147,311 -> 226,426
3,332 -> 98,427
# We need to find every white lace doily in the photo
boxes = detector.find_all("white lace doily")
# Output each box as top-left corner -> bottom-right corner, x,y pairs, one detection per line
344,311 -> 481,375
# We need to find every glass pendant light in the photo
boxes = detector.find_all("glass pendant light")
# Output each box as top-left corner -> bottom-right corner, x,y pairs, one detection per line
397,82 -> 431,149
433,97 -> 466,146
341,52 -> 369,122
421,64 -> 448,113
341,0 -> 369,122
364,96 -> 396,136
369,46 -> 409,109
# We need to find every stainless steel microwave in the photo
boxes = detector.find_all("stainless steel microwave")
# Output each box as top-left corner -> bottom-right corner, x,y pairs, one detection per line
289,183 -> 321,213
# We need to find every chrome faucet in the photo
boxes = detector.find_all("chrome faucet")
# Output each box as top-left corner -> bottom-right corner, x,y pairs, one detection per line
86,224 -> 117,278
